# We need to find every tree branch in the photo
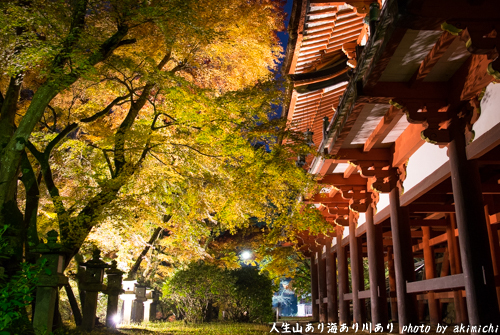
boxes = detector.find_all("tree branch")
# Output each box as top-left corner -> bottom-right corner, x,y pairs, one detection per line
80,94 -> 130,123
102,149 -> 115,178
45,123 -> 78,156
20,151 -> 40,252
128,218 -> 171,278
117,38 -> 137,47
52,0 -> 89,69
25,141 -> 69,236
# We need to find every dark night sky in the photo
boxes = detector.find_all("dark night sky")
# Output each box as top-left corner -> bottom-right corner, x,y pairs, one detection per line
278,0 -> 294,57
270,0 -> 293,120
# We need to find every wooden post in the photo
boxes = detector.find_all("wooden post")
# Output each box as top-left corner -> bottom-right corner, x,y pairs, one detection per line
337,227 -> 350,326
447,214 -> 467,324
105,261 -> 123,328
439,250 -> 450,320
387,246 -> 398,322
484,202 -> 500,313
366,204 -> 388,325
389,187 -> 418,333
318,246 -> 328,323
422,227 -> 439,325
310,251 -> 320,322
326,240 -> 338,323
64,284 -> 82,326
356,237 -> 366,324
349,210 -> 364,325
448,124 -> 500,325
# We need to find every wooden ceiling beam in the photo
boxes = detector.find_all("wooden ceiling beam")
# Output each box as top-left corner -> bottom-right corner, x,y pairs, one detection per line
330,22 -> 365,35
294,101 -> 321,109
335,15 -> 363,26
309,8 -> 339,16
299,45 -> 328,54
294,71 -> 349,88
305,192 -> 348,203
296,93 -> 324,102
297,54 -> 323,63
294,105 -> 320,114
309,1 -> 345,6
409,31 -> 456,88
302,36 -> 331,46
301,40 -> 329,50
412,193 -> 454,205
392,123 -> 426,167
480,183 -> 500,195
362,82 -> 449,101
327,33 -> 361,47
308,16 -> 339,25
408,219 -> 449,227
383,230 -> 423,238
320,173 -> 369,188
343,163 -> 357,178
363,27 -> 407,89
294,102 -> 320,110
364,105 -> 401,152
408,204 -> 455,213
305,23 -> 335,33
335,148 -> 393,162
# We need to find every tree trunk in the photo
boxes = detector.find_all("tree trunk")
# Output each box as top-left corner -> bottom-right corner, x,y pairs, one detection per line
128,215 -> 171,278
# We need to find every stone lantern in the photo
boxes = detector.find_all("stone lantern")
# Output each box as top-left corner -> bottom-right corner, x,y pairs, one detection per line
133,283 -> 148,322
105,260 -> 124,328
80,249 -> 108,331
120,277 -> 137,325
143,289 -> 153,323
149,289 -> 161,322
32,230 -> 69,335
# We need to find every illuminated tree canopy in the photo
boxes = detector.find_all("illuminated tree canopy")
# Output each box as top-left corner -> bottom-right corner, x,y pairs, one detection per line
0,0 -> 329,286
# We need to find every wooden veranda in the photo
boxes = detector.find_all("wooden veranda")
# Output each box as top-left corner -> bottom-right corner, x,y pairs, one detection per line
283,0 -> 500,331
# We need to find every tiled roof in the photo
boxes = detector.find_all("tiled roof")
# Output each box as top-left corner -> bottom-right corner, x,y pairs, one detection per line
285,1 -> 369,150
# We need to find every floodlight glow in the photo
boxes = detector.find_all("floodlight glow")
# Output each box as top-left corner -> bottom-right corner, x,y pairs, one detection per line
112,314 -> 121,324
241,251 -> 252,260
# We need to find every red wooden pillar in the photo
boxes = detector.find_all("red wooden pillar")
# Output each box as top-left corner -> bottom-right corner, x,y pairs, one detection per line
484,202 -> 500,313
387,246 -> 398,322
356,238 -> 366,323
349,210 -> 365,325
448,123 -> 500,325
389,187 -> 418,333
337,227 -> 350,326
318,246 -> 328,323
310,251 -> 319,322
447,214 -> 468,324
326,240 -> 338,323
366,204 -> 388,325
422,227 -> 439,325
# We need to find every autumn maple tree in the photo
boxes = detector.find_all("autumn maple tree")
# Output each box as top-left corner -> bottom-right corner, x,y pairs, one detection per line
0,0 -> 329,292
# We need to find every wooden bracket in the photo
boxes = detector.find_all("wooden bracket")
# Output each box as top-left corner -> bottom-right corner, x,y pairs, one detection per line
445,21 -> 500,79
393,99 -> 452,145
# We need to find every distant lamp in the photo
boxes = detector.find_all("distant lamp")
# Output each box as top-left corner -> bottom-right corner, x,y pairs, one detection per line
241,251 -> 252,260
296,155 -> 306,168
304,129 -> 314,147
296,129 -> 314,168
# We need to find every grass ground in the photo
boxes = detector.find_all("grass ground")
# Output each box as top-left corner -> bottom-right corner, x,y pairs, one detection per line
53,319 -> 447,335
54,321 -> 273,335
120,322 -> 272,335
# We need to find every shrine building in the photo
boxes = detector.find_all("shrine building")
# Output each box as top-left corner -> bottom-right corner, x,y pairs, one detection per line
282,0 -> 500,331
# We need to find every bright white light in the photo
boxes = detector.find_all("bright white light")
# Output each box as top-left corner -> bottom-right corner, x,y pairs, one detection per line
241,251 -> 252,260
112,314 -> 121,324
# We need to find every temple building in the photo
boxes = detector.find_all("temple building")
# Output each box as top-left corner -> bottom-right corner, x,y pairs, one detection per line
283,0 -> 500,330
